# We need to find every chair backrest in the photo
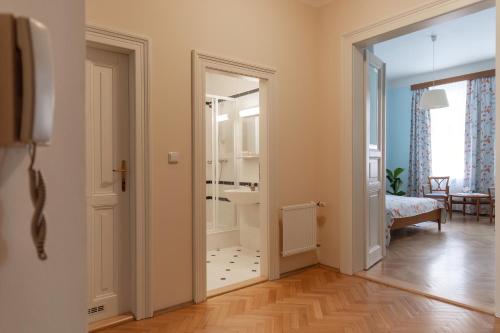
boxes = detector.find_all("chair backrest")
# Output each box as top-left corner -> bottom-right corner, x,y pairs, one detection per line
489,187 -> 495,199
428,176 -> 450,194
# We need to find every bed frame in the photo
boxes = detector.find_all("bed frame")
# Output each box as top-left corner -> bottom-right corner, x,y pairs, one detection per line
390,208 -> 442,231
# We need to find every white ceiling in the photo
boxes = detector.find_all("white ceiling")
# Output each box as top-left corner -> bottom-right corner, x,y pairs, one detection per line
297,0 -> 332,7
374,7 -> 496,80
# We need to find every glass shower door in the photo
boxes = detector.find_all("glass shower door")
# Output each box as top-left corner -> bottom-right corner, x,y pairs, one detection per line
206,97 -> 238,233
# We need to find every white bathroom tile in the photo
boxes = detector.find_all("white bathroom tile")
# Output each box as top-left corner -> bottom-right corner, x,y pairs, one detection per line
206,246 -> 261,291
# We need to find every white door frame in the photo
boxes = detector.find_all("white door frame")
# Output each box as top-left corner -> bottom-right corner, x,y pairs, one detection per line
192,51 -> 278,303
339,0 -> 498,314
85,25 -> 152,319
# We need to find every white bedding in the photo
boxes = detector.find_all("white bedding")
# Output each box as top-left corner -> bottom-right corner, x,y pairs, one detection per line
385,195 -> 444,246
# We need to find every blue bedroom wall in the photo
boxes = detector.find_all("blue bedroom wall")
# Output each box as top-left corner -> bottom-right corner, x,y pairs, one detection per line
386,86 -> 412,193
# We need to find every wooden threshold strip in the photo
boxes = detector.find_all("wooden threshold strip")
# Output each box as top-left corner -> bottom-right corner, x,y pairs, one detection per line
207,276 -> 268,298
88,313 -> 134,333
355,271 -> 494,316
411,69 -> 495,90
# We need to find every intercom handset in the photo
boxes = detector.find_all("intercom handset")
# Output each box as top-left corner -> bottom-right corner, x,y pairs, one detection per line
0,14 -> 54,145
0,14 -> 54,260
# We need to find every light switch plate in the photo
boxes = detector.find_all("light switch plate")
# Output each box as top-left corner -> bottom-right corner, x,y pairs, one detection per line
168,152 -> 179,164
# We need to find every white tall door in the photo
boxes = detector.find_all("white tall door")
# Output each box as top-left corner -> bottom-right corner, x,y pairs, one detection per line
86,47 -> 131,322
364,50 -> 386,269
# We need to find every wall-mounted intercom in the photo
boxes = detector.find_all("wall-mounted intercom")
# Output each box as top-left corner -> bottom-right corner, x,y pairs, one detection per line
0,14 -> 54,260
0,14 -> 54,145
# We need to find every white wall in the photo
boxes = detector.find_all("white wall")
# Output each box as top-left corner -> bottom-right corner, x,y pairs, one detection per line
0,1 -> 86,332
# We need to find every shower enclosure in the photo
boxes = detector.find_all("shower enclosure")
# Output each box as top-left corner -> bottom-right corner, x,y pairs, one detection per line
205,95 -> 238,235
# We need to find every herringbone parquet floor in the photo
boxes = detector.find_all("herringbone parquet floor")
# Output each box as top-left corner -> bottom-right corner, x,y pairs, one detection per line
98,267 -> 499,333
359,215 -> 495,312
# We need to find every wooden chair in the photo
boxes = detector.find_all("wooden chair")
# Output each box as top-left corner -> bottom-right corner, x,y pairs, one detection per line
488,187 -> 495,223
422,176 -> 450,214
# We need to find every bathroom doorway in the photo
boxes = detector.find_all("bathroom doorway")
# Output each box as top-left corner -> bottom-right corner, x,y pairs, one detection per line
192,51 -> 278,303
205,71 -> 266,295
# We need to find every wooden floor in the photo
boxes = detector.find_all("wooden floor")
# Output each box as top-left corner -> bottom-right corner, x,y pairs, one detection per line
359,214 -> 495,312
98,267 -> 500,332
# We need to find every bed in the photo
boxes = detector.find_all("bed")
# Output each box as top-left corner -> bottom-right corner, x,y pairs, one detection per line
385,195 -> 445,246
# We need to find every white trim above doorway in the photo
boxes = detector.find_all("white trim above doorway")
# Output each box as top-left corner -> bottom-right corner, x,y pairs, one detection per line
192,51 -> 278,303
338,0 -> 498,315
85,25 -> 152,320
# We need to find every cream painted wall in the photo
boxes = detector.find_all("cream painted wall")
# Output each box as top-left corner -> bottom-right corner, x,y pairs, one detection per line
86,0 -> 321,310
316,0 -> 456,269
87,0 -> 492,313
0,0 -> 86,332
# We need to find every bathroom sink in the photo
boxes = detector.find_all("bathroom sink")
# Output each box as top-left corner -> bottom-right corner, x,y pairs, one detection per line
224,188 -> 259,205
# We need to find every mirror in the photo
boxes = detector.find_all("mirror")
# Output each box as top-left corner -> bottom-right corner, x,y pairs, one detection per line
241,115 -> 259,155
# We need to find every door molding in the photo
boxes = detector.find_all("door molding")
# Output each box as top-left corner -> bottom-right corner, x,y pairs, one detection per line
85,25 -> 152,319
339,0 -> 497,315
192,51 -> 278,303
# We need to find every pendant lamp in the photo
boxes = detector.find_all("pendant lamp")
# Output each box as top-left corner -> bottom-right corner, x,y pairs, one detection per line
420,34 -> 449,109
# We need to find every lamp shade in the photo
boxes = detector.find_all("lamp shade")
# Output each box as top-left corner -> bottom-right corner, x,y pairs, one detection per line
419,89 -> 449,109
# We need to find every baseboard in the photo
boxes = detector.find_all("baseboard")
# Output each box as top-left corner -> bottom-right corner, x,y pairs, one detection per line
88,313 -> 134,332
153,300 -> 195,317
279,263 -> 321,278
152,277 -> 268,318
318,263 -> 340,273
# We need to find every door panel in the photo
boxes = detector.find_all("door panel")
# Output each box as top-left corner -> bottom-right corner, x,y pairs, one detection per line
367,190 -> 382,263
364,50 -> 386,269
368,65 -> 380,148
86,46 -> 131,322
368,159 -> 379,181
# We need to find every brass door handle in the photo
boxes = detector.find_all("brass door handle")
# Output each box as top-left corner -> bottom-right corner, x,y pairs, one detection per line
113,160 -> 127,192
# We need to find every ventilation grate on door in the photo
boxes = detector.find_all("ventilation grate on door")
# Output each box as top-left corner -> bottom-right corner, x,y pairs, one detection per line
87,305 -> 104,315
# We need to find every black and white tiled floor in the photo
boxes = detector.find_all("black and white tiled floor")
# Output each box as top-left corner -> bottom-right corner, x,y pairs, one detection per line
206,246 -> 261,291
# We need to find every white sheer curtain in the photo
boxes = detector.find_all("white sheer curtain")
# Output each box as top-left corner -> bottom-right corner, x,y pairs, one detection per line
429,81 -> 467,193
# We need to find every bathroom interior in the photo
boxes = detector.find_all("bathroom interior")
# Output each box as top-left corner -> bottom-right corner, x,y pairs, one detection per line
205,70 -> 265,293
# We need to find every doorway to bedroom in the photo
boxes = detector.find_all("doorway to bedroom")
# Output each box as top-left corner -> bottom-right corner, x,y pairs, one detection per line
356,5 -> 496,313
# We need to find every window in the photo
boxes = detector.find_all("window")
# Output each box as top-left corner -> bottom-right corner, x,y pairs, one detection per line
429,81 -> 467,190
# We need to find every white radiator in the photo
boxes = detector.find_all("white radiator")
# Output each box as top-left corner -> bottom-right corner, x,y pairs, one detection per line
281,202 -> 317,257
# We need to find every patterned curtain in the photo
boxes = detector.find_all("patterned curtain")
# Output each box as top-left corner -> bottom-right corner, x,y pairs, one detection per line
464,77 -> 496,198
408,88 -> 432,197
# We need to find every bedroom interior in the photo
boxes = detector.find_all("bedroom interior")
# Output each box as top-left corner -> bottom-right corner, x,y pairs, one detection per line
358,6 -> 496,313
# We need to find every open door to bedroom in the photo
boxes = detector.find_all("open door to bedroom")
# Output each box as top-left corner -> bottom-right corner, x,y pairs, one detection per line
364,50 -> 386,269
355,4 -> 496,314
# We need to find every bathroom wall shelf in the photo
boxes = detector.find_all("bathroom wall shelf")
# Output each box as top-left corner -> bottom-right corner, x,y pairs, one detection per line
238,153 -> 259,159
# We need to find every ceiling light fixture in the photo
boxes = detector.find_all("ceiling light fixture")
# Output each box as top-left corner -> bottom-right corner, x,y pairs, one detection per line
420,34 -> 449,109
216,114 -> 229,122
239,107 -> 259,118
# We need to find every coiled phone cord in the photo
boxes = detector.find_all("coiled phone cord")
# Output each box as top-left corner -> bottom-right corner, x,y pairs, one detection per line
28,143 -> 47,260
